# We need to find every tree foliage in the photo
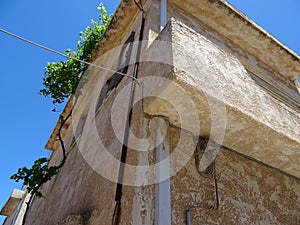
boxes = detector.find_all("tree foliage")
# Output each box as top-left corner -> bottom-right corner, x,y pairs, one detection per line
11,3 -> 111,198
39,3 -> 111,104
10,158 -> 58,197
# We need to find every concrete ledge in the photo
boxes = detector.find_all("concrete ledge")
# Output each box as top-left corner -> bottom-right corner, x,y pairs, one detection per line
0,189 -> 25,216
142,20 -> 300,178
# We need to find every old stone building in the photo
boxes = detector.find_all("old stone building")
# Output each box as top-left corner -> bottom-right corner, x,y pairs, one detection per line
1,0 -> 300,224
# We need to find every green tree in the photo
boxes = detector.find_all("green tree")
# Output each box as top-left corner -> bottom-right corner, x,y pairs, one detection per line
39,3 -> 111,105
10,158 -> 58,198
11,3 -> 111,198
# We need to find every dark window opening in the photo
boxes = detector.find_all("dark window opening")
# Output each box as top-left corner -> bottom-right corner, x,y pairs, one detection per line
69,114 -> 87,149
96,31 -> 135,111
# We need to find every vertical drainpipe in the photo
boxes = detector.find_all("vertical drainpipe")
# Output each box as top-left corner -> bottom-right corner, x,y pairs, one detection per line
154,118 -> 171,225
160,0 -> 167,31
186,210 -> 191,225
155,1 -> 169,224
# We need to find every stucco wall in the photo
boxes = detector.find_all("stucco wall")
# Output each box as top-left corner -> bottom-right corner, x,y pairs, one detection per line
22,3 -> 155,225
144,19 -> 300,178
12,0 -> 299,225
169,129 -> 300,225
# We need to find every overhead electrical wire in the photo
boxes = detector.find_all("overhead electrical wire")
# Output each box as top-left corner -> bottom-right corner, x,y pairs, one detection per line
0,28 -> 139,84
0,26 -> 134,224
2,3 -> 145,224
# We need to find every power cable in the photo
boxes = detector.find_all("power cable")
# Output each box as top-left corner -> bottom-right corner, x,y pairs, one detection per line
111,201 -> 120,225
0,28 -> 139,84
185,161 -> 219,225
111,2 -> 146,224
134,0 -> 144,12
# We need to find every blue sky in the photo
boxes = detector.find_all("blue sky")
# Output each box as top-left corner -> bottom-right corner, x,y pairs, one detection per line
0,0 -> 299,223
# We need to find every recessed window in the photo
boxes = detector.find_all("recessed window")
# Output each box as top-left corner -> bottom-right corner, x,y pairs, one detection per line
96,31 -> 135,111
69,114 -> 87,149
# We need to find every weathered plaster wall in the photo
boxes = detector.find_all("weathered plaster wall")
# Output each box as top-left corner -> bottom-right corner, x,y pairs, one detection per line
23,3 -> 156,225
15,1 -> 299,225
169,131 -> 300,224
169,0 -> 300,90
167,4 -> 298,101
143,19 -> 300,178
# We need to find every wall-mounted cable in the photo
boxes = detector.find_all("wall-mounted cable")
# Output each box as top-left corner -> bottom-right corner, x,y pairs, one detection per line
111,6 -> 146,225
185,161 -> 219,225
111,201 -> 121,225
194,138 -> 216,178
186,138 -> 220,225
134,0 -> 144,12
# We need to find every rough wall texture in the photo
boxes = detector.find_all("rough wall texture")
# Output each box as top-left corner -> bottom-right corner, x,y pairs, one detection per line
170,0 -> 300,85
144,19 -> 300,178
169,128 -> 300,224
22,3 -> 155,225
7,0 -> 299,225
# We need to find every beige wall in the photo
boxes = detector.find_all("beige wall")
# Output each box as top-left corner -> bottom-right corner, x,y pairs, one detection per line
9,0 -> 299,224
169,129 -> 300,224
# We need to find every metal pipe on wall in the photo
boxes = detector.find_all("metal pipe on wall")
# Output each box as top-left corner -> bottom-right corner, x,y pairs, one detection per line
160,0 -> 167,31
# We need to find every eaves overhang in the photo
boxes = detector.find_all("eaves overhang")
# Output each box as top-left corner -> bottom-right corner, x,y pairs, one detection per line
171,0 -> 300,81
141,20 -> 300,178
45,0 -> 300,156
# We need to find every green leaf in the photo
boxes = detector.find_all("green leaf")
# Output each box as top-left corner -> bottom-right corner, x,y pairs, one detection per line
40,2 -> 111,105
